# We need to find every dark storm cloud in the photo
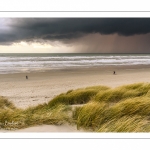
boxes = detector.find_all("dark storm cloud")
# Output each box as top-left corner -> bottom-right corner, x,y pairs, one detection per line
1,18 -> 150,44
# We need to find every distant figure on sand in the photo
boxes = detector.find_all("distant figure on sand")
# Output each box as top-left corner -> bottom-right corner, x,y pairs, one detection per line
113,71 -> 116,75
26,75 -> 28,79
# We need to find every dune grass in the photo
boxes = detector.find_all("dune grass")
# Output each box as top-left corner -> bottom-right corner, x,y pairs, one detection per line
48,85 -> 109,107
73,102 -> 108,130
95,83 -> 150,103
72,83 -> 150,132
1,83 -> 150,132
97,116 -> 150,132
0,96 -> 71,130
0,104 -> 71,130
0,96 -> 16,110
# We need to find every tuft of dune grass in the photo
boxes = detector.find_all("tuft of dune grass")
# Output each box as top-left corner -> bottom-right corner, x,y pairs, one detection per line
0,96 -> 16,110
0,104 -> 71,130
48,85 -> 109,107
0,96 -> 72,129
73,96 -> 150,131
108,97 -> 150,117
22,104 -> 71,127
73,102 -> 108,131
94,83 -> 150,103
97,116 -> 150,132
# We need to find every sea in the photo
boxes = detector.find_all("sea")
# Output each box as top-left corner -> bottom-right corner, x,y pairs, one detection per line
0,53 -> 150,74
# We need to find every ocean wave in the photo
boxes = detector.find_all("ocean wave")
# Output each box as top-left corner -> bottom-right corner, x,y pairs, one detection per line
0,54 -> 150,74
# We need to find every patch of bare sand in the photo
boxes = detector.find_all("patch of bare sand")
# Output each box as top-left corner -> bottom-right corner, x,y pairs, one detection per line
1,124 -> 85,132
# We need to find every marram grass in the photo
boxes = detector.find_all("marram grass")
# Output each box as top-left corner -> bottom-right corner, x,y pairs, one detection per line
94,83 -> 150,103
48,85 -> 109,107
97,115 -> 150,132
1,83 -> 150,132
73,102 -> 108,130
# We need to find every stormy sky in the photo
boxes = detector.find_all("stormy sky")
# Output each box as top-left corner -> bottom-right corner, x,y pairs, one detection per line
0,18 -> 150,53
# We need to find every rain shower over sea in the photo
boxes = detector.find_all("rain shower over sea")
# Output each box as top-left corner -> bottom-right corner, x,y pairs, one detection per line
0,53 -> 149,74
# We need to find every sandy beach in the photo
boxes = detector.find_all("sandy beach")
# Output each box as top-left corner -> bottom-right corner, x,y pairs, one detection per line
1,65 -> 150,132
0,65 -> 150,109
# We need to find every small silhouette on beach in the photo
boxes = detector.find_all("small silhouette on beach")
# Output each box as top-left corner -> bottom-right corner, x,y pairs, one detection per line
113,71 -> 116,75
26,75 -> 28,79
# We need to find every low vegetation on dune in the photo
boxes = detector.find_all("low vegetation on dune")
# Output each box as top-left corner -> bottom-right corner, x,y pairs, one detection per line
1,83 -> 150,132
48,85 -> 109,107
73,83 -> 150,132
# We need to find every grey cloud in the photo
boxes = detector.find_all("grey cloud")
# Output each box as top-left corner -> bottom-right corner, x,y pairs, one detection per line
1,18 -> 150,44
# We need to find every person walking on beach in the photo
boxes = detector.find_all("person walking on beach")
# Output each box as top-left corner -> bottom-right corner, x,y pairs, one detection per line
113,71 -> 116,75
26,75 -> 28,79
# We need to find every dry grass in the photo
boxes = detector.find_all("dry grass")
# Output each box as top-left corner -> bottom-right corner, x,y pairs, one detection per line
48,85 -> 109,107
1,83 -> 150,132
0,97 -> 71,130
73,83 -> 150,132
97,116 -> 150,132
